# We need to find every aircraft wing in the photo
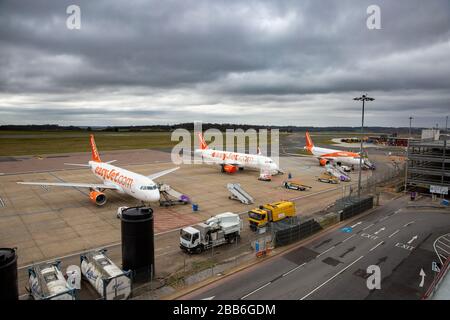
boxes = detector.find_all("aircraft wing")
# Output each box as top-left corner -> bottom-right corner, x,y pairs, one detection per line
17,181 -> 119,190
147,167 -> 179,180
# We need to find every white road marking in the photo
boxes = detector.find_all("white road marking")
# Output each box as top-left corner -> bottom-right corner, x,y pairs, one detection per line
419,269 -> 426,287
316,246 -> 336,258
0,197 -> 5,208
351,222 -> 362,228
202,296 -> 215,300
282,263 -> 307,277
407,235 -> 418,245
388,230 -> 400,238
369,241 -> 384,252
363,223 -> 374,231
379,216 -> 389,222
299,256 -> 365,300
343,234 -> 356,243
374,227 -> 385,235
436,245 -> 450,255
240,282 -> 272,300
403,221 -> 415,227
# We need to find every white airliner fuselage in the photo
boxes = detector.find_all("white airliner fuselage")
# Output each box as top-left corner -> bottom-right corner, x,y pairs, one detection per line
194,148 -> 280,174
194,133 -> 281,174
89,160 -> 160,202
18,135 -> 179,206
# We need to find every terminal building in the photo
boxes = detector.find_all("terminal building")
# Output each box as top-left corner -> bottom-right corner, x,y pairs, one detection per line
406,129 -> 450,195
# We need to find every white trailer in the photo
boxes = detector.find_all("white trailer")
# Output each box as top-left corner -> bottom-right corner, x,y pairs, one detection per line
80,249 -> 131,300
180,212 -> 243,253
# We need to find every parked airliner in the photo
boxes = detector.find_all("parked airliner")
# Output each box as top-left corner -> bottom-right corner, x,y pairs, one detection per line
194,133 -> 282,175
17,135 -> 179,205
304,132 -> 374,169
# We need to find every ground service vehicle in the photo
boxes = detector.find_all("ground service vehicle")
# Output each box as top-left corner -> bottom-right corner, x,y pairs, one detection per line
282,180 -> 312,191
248,201 -> 296,231
318,172 -> 339,184
180,212 -> 242,253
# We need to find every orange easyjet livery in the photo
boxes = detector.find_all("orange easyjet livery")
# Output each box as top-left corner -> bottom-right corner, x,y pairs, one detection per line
17,135 -> 179,205
304,131 -> 371,168
195,132 -> 282,175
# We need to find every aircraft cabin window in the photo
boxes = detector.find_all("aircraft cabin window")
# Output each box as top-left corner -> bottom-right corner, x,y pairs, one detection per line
140,185 -> 157,190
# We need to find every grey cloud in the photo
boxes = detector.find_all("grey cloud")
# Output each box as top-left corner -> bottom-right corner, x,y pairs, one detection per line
0,0 -> 449,126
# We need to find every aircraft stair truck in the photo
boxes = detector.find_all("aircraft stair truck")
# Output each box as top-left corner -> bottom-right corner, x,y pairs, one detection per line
180,212 -> 243,253
247,201 -> 296,231
325,164 -> 351,182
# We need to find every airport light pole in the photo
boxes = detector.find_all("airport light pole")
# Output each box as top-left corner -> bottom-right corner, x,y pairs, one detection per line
409,116 -> 413,137
353,94 -> 375,198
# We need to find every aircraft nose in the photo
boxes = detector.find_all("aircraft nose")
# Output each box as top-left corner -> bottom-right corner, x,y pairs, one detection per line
150,190 -> 160,202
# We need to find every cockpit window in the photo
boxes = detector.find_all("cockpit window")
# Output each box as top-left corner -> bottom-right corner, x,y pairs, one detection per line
140,185 -> 158,190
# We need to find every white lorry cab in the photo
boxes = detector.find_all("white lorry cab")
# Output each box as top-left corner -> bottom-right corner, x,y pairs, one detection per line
180,212 -> 242,253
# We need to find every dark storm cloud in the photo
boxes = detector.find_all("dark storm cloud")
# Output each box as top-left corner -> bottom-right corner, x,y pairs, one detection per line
0,0 -> 449,126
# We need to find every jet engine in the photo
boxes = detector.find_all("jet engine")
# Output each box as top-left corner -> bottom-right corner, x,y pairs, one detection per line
319,159 -> 329,166
222,164 -> 238,174
89,190 -> 107,206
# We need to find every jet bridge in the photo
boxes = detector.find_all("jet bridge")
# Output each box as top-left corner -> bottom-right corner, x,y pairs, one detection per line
227,183 -> 254,205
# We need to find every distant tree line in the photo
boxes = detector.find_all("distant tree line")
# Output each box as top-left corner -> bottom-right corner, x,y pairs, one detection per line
0,123 -> 423,134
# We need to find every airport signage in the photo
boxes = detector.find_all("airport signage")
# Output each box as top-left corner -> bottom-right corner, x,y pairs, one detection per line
432,261 -> 440,273
430,185 -> 448,195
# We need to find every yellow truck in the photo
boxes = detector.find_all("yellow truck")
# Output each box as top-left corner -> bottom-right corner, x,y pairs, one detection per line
248,201 -> 296,231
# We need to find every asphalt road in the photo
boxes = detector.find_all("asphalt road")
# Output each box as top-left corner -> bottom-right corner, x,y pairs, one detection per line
181,196 -> 450,300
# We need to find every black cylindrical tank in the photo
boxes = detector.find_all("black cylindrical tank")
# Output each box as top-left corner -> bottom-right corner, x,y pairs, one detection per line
121,207 -> 154,281
0,248 -> 18,300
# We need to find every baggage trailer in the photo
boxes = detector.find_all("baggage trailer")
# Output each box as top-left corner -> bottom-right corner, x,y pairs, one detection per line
282,180 -> 312,191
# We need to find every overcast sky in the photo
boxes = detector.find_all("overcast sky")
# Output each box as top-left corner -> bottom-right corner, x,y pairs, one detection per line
0,0 -> 449,127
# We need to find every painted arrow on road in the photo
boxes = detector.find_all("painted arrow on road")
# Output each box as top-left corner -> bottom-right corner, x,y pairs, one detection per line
339,246 -> 356,258
407,235 -> 418,245
374,227 -> 386,235
419,269 -> 426,287
351,222 -> 362,228
202,296 -> 215,300
314,238 -> 332,249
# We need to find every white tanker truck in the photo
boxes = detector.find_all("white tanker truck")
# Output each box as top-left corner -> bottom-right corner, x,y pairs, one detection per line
180,212 -> 243,253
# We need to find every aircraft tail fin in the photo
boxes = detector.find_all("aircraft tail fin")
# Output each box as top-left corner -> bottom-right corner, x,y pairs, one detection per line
198,132 -> 208,150
305,131 -> 314,152
89,134 -> 102,162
